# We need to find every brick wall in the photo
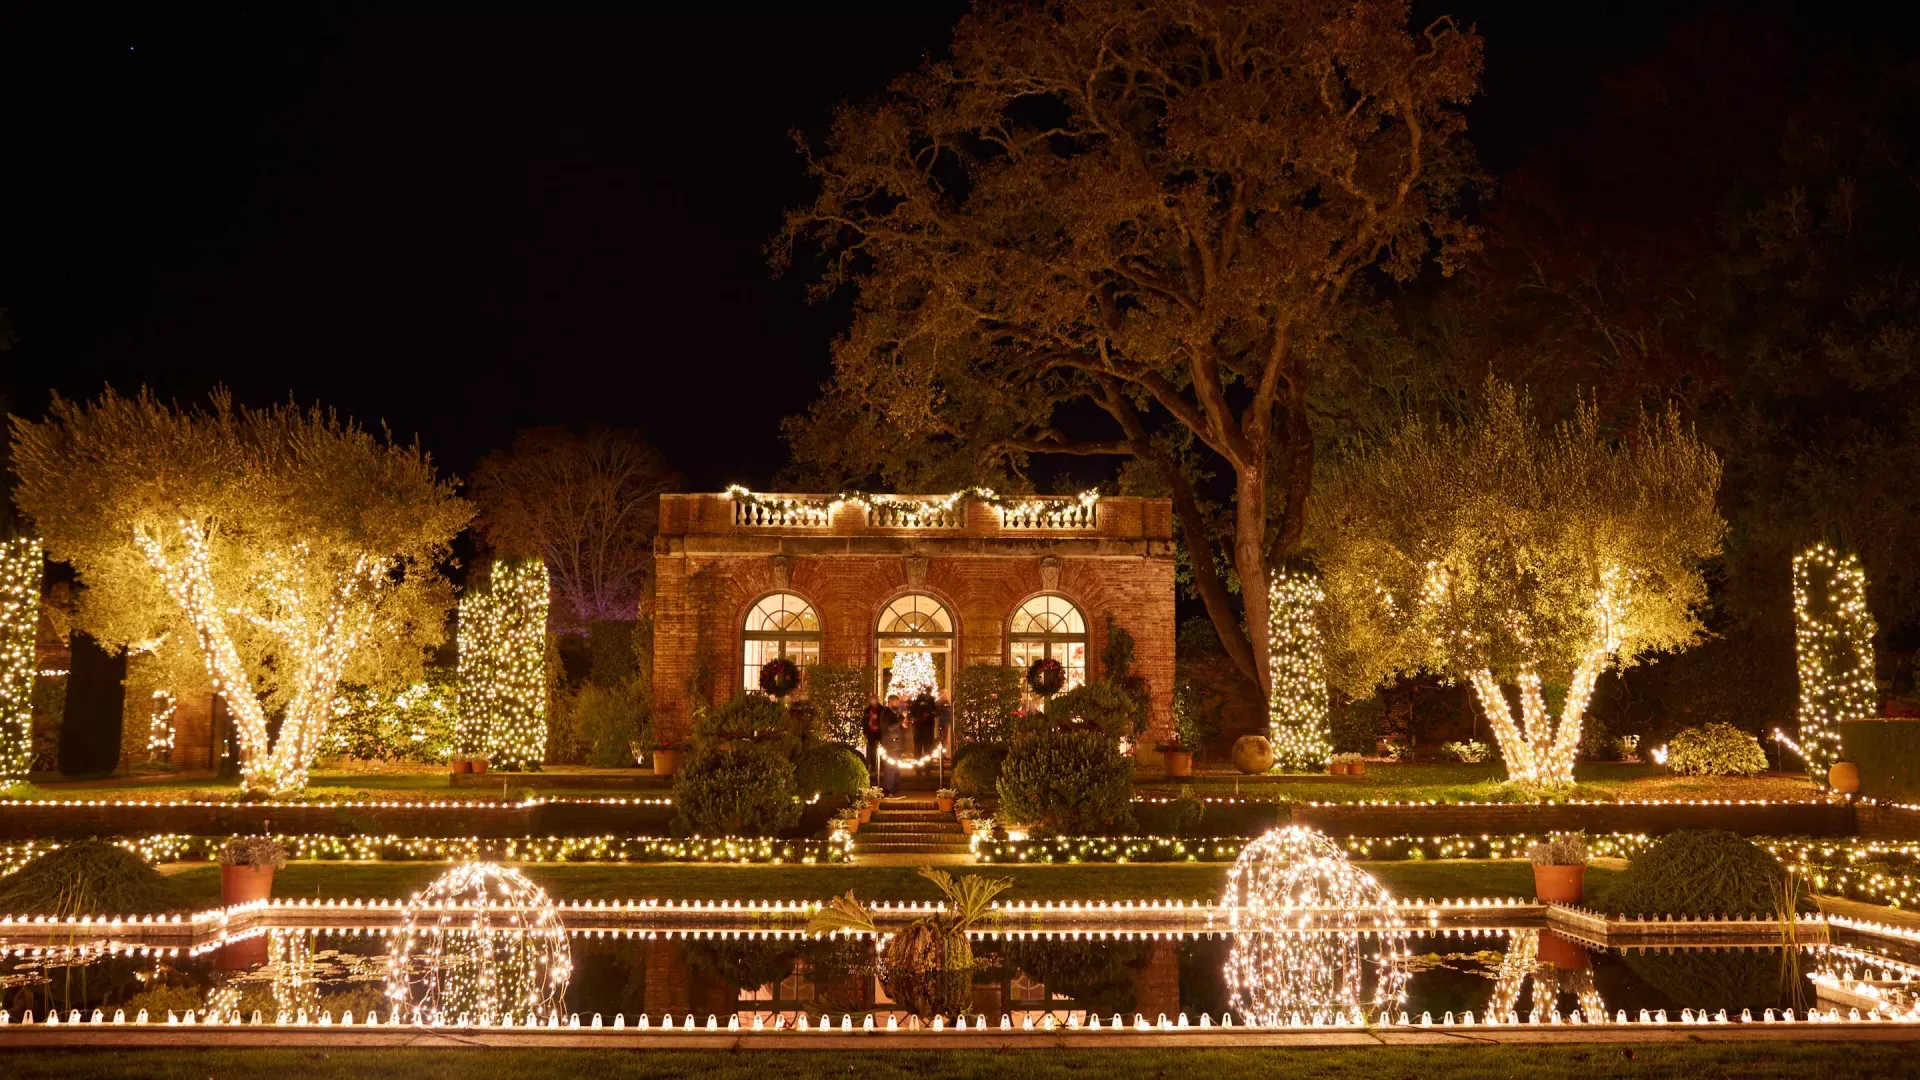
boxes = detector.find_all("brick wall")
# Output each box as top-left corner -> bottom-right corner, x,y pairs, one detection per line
653,493 -> 1177,743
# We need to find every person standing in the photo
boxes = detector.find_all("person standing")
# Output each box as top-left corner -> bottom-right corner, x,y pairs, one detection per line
936,690 -> 955,756
880,709 -> 912,796
863,701 -> 886,778
910,692 -> 937,759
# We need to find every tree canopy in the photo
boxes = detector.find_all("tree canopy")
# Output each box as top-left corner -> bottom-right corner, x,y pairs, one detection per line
1311,382 -> 1723,784
8,388 -> 470,794
776,0 -> 1483,692
470,426 -> 677,629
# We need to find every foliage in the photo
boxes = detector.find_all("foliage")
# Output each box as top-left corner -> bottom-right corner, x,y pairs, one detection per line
1792,545 -> 1875,781
951,741 -> 1008,800
1100,615 -> 1136,682
1166,681 -> 1205,752
809,867 -> 1011,1012
1622,949 -> 1787,1015
574,677 -> 645,767
9,388 -> 470,794
218,836 -> 288,871
1442,740 -> 1490,764
1041,680 -> 1146,740
0,537 -> 38,782
1000,939 -> 1153,1017
0,840 -> 184,915
469,426 -> 677,629
1329,698 -> 1379,755
1667,723 -> 1769,777
326,666 -> 456,763
954,664 -> 1023,746
1598,830 -> 1807,918
693,692 -> 799,759
806,663 -> 873,745
1525,832 -> 1586,867
586,620 -> 639,686
1839,718 -> 1920,800
672,742 -> 801,836
455,558 -> 550,770
793,743 -> 870,799
1313,381 -> 1724,785
997,728 -> 1134,835
776,0 -> 1484,695
1267,567 -> 1333,770
1168,786 -> 1206,837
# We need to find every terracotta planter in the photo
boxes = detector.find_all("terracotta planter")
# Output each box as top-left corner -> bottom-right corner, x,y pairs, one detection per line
858,806 -> 873,824
220,864 -> 276,906
213,935 -> 269,973
1829,761 -> 1861,795
1329,761 -> 1349,775
1536,929 -> 1590,971
1164,750 -> 1193,778
1348,761 -> 1366,777
451,759 -> 473,774
471,759 -> 489,774
936,796 -> 955,813
1532,863 -> 1587,904
651,749 -> 684,777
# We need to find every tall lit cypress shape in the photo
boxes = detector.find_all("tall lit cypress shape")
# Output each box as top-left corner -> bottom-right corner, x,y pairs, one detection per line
1792,544 -> 1876,783
457,559 -> 550,770
1268,568 -> 1333,771
0,538 -> 41,784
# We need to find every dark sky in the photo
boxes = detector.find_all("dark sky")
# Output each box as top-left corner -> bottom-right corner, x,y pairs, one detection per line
0,3 -> 1889,492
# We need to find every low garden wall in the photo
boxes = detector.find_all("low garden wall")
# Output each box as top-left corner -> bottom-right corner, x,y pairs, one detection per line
1287,799 -> 1853,838
0,798 -> 680,840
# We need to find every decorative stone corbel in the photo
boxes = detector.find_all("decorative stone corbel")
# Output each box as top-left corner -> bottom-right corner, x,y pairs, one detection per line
1038,555 -> 1062,592
768,554 -> 793,591
904,554 -> 929,588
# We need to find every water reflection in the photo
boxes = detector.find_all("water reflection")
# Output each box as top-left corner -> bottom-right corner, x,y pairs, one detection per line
383,863 -> 572,1026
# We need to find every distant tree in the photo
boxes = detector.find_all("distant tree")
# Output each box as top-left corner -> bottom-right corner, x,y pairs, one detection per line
469,427 -> 677,628
1311,382 -> 1723,786
775,0 -> 1483,695
8,389 -> 470,795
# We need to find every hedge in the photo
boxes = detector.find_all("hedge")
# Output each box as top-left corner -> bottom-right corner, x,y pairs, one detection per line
1839,718 -> 1920,800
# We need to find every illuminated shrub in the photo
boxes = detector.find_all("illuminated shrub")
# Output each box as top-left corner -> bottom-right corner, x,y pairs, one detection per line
674,742 -> 802,836
793,743 -> 870,798
997,727 -> 1133,835
1667,723 -> 1769,776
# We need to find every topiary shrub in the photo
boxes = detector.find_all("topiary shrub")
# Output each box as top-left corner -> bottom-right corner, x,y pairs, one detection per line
997,728 -> 1134,835
793,743 -> 870,798
1667,723 -> 1769,776
952,741 -> 1008,799
673,742 -> 802,836
1041,681 -> 1146,740
955,665 -> 1024,746
0,840 -> 185,916
1597,830 -> 1809,918
694,692 -> 798,759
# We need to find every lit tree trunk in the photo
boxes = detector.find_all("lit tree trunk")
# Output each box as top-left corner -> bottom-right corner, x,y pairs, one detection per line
134,520 -> 377,795
1467,649 -> 1607,788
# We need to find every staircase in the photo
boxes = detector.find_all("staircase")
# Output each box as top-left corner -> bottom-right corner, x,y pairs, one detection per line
852,796 -> 972,858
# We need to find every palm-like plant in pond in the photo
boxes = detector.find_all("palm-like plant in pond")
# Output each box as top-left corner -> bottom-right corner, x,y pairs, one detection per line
808,866 -> 1011,977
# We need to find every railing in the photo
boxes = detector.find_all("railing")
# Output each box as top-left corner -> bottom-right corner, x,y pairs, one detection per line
997,497 -> 1099,530
866,498 -> 963,529
731,496 -> 834,528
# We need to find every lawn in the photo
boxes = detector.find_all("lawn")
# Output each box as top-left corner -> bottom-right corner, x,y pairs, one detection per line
1,1044 -> 1908,1080
165,857 -> 1609,908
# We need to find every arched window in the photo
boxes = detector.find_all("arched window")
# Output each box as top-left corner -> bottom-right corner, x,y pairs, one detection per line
875,593 -> 954,699
1009,594 -> 1088,693
743,593 -> 822,692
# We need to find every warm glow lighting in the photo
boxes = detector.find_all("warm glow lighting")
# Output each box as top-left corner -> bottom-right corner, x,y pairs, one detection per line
1791,544 -> 1875,783
145,690 -> 177,762
1267,569 -> 1333,771
0,538 -> 39,784
384,862 -> 572,1027
725,486 -> 1102,530
884,647 -> 938,702
456,559 -> 550,770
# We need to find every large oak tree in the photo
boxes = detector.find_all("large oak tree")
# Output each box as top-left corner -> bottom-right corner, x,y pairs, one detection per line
776,0 -> 1482,691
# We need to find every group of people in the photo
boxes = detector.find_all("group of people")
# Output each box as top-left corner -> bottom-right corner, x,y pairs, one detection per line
863,690 -> 953,796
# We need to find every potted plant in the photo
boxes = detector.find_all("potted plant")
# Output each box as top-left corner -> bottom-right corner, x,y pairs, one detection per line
1156,738 -> 1196,777
644,738 -> 690,777
1527,832 -> 1589,904
860,786 -> 884,823
218,836 -> 288,905
470,752 -> 490,775
935,787 -> 958,813
1330,752 -> 1363,776
450,756 -> 473,774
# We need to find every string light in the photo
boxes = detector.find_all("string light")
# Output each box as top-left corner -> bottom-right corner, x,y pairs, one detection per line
1791,544 -> 1875,783
132,520 -> 393,795
1267,569 -> 1333,772
725,486 -> 1101,530
1221,827 -> 1410,1027
0,538 -> 39,785
384,862 -> 572,1027
876,742 -> 947,771
146,690 -> 177,763
884,647 -> 938,701
456,559 -> 550,770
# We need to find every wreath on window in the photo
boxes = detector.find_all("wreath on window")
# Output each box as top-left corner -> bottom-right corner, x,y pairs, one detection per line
1026,657 -> 1066,697
758,657 -> 802,699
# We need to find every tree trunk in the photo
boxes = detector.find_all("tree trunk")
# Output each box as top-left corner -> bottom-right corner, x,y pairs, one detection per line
1233,471 -> 1274,698
1467,652 -> 1605,788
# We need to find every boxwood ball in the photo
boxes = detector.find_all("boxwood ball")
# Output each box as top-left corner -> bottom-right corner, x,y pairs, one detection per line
1231,735 -> 1274,774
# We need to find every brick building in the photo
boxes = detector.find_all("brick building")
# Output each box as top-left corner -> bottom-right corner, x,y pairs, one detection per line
651,491 -> 1176,743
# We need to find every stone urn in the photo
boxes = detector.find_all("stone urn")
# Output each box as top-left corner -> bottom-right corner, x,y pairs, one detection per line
1532,863 -> 1586,904
220,864 -> 276,906
1231,735 -> 1274,774
1828,761 -> 1861,795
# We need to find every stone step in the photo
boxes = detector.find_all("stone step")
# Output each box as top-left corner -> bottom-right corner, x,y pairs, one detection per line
858,833 -> 967,847
868,810 -> 953,822
861,820 -> 965,834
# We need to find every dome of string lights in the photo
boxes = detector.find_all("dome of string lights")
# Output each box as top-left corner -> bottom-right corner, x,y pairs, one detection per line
1221,827 -> 1410,1027
384,862 -> 572,1027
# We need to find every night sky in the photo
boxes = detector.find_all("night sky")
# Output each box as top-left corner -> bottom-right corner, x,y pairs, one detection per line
0,3 -> 1901,492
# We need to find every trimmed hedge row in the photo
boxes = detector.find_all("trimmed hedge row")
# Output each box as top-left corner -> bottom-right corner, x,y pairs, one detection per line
1840,718 -> 1920,800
